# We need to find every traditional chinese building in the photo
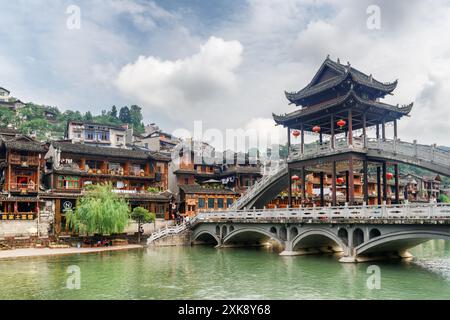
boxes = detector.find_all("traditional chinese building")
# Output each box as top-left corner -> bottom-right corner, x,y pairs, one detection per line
273,56 -> 413,207
170,141 -> 262,216
42,140 -> 171,234
0,128 -> 52,238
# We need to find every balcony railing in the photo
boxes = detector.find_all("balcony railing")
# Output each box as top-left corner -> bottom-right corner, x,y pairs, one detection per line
9,183 -> 38,192
9,155 -> 39,166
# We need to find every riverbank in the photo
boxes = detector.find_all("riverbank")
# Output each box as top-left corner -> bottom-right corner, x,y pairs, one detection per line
0,244 -> 143,260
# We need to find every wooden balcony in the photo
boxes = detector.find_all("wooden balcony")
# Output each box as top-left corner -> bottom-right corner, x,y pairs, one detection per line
9,183 -> 38,193
9,154 -> 40,166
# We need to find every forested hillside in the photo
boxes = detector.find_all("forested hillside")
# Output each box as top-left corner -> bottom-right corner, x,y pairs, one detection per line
0,103 -> 145,141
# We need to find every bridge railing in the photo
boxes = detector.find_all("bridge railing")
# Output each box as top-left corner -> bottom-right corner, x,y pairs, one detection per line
228,161 -> 288,210
195,203 -> 450,222
289,137 -> 450,168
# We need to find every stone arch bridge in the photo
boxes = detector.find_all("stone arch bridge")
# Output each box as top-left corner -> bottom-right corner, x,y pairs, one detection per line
190,203 -> 450,263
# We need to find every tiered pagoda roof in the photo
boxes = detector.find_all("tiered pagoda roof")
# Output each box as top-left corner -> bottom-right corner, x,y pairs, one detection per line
274,56 -> 413,133
285,56 -> 398,106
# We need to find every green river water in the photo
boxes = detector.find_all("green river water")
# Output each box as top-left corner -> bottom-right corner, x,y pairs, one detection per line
0,240 -> 449,299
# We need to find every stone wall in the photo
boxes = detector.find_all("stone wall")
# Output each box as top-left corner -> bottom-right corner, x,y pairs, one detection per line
149,230 -> 192,247
0,200 -> 54,239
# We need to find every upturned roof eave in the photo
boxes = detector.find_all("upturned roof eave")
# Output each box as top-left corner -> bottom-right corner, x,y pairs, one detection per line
274,90 -> 413,125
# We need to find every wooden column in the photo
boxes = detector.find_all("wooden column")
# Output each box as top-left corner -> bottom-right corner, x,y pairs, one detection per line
348,109 -> 353,146
301,167 -> 306,203
319,171 -> 324,206
345,170 -> 349,203
288,167 -> 292,207
319,132 -> 323,145
348,156 -> 355,205
382,119 -> 386,141
362,112 -> 367,148
363,160 -> 368,204
287,128 -> 291,149
394,163 -> 400,204
393,119 -> 398,140
330,114 -> 335,149
55,199 -> 61,235
376,124 -> 380,139
382,161 -> 388,202
376,166 -> 382,205
331,161 -> 337,206
300,123 -> 304,154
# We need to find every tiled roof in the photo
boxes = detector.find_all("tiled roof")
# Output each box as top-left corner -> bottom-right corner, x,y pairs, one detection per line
285,57 -> 398,104
273,90 -> 413,125
53,141 -> 150,160
0,136 -> 46,153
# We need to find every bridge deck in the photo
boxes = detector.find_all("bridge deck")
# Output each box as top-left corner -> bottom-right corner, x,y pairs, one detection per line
193,203 -> 450,225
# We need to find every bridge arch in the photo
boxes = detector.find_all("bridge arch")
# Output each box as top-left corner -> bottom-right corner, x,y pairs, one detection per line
222,227 -> 285,247
292,229 -> 348,255
192,230 -> 220,246
356,230 -> 450,256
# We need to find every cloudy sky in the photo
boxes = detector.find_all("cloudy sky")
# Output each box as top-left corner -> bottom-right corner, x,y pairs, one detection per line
1,0 -> 450,148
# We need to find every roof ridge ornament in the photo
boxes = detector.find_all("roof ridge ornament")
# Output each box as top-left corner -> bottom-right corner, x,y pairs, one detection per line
369,74 -> 373,82
337,58 -> 340,64
326,54 -> 330,59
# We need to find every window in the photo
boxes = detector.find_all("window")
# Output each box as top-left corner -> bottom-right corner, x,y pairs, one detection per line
85,131 -> 95,140
198,198 -> 205,208
227,198 -> 234,207
57,176 -> 80,189
144,143 -> 148,148
208,198 -> 215,209
98,131 -> 109,141
116,135 -> 123,142
217,198 -> 224,208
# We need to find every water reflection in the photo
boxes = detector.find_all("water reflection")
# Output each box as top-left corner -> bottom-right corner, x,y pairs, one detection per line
0,240 -> 449,299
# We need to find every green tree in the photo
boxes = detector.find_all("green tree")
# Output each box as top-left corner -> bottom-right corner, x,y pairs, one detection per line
439,194 -> 450,203
119,106 -> 131,123
84,111 -> 93,121
110,105 -> 118,119
130,207 -> 155,243
65,183 -> 130,235
0,108 -> 16,126
130,105 -> 145,134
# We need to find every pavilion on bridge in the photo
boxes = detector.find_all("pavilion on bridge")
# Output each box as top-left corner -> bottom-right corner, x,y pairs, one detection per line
273,55 -> 414,207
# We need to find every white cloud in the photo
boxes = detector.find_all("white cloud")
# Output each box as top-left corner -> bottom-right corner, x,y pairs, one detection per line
116,36 -> 243,121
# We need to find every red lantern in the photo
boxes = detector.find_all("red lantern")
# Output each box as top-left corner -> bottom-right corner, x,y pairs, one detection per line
386,172 -> 394,180
292,130 -> 300,137
312,126 -> 321,133
336,177 -> 344,185
291,175 -> 300,181
337,119 -> 346,129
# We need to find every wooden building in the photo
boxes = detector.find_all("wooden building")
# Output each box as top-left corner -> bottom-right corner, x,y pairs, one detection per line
171,142 -> 262,216
0,128 -> 46,222
273,56 -> 413,206
43,140 -> 171,234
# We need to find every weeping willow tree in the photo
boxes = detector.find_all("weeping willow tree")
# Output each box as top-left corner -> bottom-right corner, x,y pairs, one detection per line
65,183 -> 130,235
